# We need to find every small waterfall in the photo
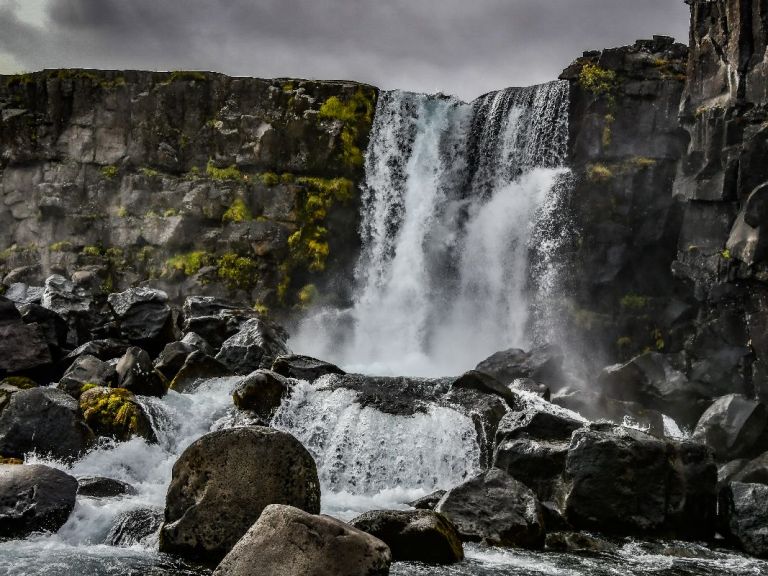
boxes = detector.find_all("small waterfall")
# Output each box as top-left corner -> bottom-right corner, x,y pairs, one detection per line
294,81 -> 571,376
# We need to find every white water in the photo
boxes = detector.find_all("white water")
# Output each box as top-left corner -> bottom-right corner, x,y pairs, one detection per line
293,82 -> 572,377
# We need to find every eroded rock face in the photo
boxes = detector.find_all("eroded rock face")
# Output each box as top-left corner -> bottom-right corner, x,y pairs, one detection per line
719,482 -> 768,558
0,464 -> 78,538
692,394 -> 768,461
160,426 -> 320,563
212,505 -> 392,576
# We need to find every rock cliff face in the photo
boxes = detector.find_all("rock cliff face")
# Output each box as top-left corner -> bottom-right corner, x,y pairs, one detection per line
0,70 -> 376,311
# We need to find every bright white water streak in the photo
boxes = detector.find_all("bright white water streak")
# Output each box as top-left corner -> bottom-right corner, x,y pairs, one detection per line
293,81 -> 573,377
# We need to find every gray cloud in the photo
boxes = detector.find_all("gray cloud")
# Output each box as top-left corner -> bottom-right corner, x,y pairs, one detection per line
0,0 -> 690,100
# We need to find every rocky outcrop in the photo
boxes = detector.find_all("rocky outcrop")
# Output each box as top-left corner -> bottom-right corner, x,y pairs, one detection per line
0,71 -> 377,310
719,482 -> 768,558
212,505 -> 391,576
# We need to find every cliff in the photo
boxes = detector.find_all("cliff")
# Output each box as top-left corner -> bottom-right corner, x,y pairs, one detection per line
0,70 -> 377,311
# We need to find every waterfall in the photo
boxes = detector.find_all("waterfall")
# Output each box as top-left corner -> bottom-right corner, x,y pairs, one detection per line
293,81 -> 571,377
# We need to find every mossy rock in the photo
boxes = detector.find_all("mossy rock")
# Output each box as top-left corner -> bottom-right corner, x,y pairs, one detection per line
0,456 -> 23,464
0,377 -> 38,390
79,387 -> 156,443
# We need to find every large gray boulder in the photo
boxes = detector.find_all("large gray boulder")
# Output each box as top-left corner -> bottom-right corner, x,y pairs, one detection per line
719,482 -> 768,557
215,318 -> 290,375
116,347 -> 166,397
213,504 -> 391,576
271,354 -> 345,381
435,468 -> 544,549
475,344 -> 564,389
232,370 -> 291,419
108,287 -> 176,353
169,351 -> 232,393
0,464 -> 78,538
57,354 -> 117,398
350,509 -> 463,564
0,321 -> 52,374
0,387 -> 94,459
692,394 -> 768,460
160,426 -> 320,563
105,507 -> 163,546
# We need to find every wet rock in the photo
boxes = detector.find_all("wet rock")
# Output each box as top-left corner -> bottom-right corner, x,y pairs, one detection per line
510,378 -> 550,401
719,482 -> 768,558
0,321 -> 52,374
212,504 -> 391,576
105,506 -> 163,546
63,339 -> 131,365
116,347 -> 166,397
0,464 -> 78,538
443,385 -> 508,468
4,283 -> 44,305
58,354 -> 118,398
169,351 -> 232,393
271,354 -> 345,381
180,332 -> 216,357
408,490 -> 446,510
0,387 -> 94,460
108,287 -> 175,353
435,468 -> 545,549
181,297 -> 259,350
77,476 -> 137,497
17,303 -> 68,355
0,296 -> 22,325
545,531 -> 617,553
718,459 -> 750,490
160,426 -> 320,563
79,386 -> 156,442
692,394 -> 768,461
475,344 -> 564,389
215,318 -> 290,375
154,341 -> 198,381
451,370 -> 516,407
232,370 -> 291,419
732,452 -> 768,485
350,509 -> 463,564
563,423 -> 717,539
41,274 -> 93,318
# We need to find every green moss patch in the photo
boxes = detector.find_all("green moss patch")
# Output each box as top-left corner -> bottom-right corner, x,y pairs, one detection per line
217,252 -> 257,290
79,387 -> 155,442
222,198 -> 253,223
166,251 -> 214,277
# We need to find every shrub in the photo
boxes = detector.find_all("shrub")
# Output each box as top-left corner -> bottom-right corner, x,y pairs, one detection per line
579,63 -> 617,97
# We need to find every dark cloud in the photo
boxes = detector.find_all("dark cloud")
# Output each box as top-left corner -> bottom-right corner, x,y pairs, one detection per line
0,0 -> 690,100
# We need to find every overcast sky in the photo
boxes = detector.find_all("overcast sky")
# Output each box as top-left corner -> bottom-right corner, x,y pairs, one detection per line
0,0 -> 689,101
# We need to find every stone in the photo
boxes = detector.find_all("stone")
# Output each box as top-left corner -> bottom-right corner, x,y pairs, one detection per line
17,303 -> 68,354
475,344 -> 564,388
169,351 -> 232,393
271,354 -> 345,381
692,394 -> 768,461
719,482 -> 768,558
408,490 -> 446,510
744,182 -> 768,228
435,468 -> 544,549
726,211 -> 768,266
108,287 -> 175,353
0,387 -> 94,460
212,504 -> 391,576
159,426 -> 321,563
63,339 -> 131,365
116,347 -> 166,397
41,274 -> 93,318
510,378 -> 550,401
108,286 -> 169,317
732,451 -> 768,485
232,369 -> 291,419
451,370 -> 516,407
4,283 -> 44,305
350,509 -> 463,564
77,476 -> 137,497
215,318 -> 290,375
105,506 -> 163,546
58,354 -> 117,398
545,531 -> 617,553
79,386 -> 156,442
154,341 -> 197,381
0,322 -> 52,374
181,332 -> 216,357
0,464 -> 78,538
0,296 -> 22,326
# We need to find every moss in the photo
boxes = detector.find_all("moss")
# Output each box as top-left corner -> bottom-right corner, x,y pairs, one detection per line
116,206 -> 129,218
318,88 -> 376,168
628,157 -> 657,169
0,456 -> 23,464
222,197 -> 253,223
163,208 -> 178,217
145,210 -> 159,219
579,63 -> 618,97
50,241 -> 73,252
81,245 -> 102,257
721,248 -> 732,260
140,167 -> 160,178
100,165 -> 119,180
282,81 -> 295,93
651,328 -> 665,351
340,127 -> 364,167
616,336 -> 632,349
253,302 -> 270,316
0,376 -> 37,389
298,284 -> 318,307
206,160 -> 244,181
80,382 -> 99,394
168,70 -> 209,83
280,173 -> 295,184
166,251 -> 214,277
587,163 -> 613,182
620,293 -> 648,310
79,387 -> 153,442
217,252 -> 257,290
260,172 -> 280,187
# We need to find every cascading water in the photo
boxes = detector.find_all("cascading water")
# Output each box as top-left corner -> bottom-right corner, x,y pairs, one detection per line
293,81 -> 573,376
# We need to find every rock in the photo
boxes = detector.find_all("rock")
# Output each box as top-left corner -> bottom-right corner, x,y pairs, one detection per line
215,318 -> 290,375
719,459 -> 750,490
563,423 -> 717,539
510,378 -> 550,401
108,287 -> 175,353
17,303 -> 68,354
232,370 -> 291,419
77,476 -> 137,497
154,341 -> 197,381
545,531 -> 616,553
169,351 -> 232,393
0,296 -> 22,325
435,468 -> 544,549
0,387 -> 94,460
726,211 -> 768,266
4,283 -> 44,305
116,347 -> 166,397
63,339 -> 131,365
0,321 -> 52,374
79,386 -> 156,442
692,394 -> 768,461
58,354 -> 118,398
732,451 -> 768,485
159,426 -> 320,563
0,464 -> 78,538
744,182 -> 768,228
181,332 -> 216,357
408,490 -> 446,510
108,287 -> 169,317
271,354 -> 345,381
451,370 -> 516,407
212,504 -> 391,576
350,509 -> 463,564
105,506 -> 164,546
719,482 -> 768,558
41,274 -> 93,318
181,297 -> 259,350
475,344 -> 564,389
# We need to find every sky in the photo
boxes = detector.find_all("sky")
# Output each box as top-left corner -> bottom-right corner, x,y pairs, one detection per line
0,0 -> 690,101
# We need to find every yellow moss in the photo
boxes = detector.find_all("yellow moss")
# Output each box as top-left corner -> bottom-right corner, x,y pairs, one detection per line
282,81 -> 295,93
722,248 -> 732,260
579,63 -> 618,97
341,127 -> 364,167
280,173 -> 295,184
222,198 -> 253,223
206,160 -> 244,181
100,165 -> 119,180
253,302 -> 270,316
0,376 -> 37,389
139,167 -> 160,178
79,387 -> 148,441
116,206 -> 128,218
628,157 -> 657,169
587,163 -> 613,182
260,172 -> 280,187
298,284 -> 318,306
80,382 -> 99,393
168,70 -> 209,83
217,252 -> 257,290
163,208 -> 178,217
50,241 -> 73,252
616,336 -> 632,349
81,245 -> 102,257
318,89 -> 376,168
620,293 -> 648,310
166,251 -> 213,277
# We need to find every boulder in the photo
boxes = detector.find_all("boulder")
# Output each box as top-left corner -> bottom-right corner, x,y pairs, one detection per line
105,506 -> 163,546
350,509 -> 463,564
169,351 -> 232,393
17,303 -> 68,354
510,378 -> 550,400
160,426 -> 320,563
475,344 -> 564,389
435,468 -> 544,549
62,339 -> 131,366
182,296 -> 258,350
0,296 -> 22,325
77,476 -> 137,497
181,332 -> 216,356
41,274 -> 93,318
718,459 -> 750,489
154,341 -> 198,381
116,347 -> 166,397
545,531 -> 617,553
232,370 -> 291,419
108,286 -> 169,317
719,482 -> 768,557
79,387 -> 156,442
563,423 -> 716,539
215,318 -> 290,375
212,504 -> 391,576
0,321 -> 52,374
0,387 -> 94,460
4,283 -> 44,305
108,287 -> 175,353
271,354 -> 345,381
692,394 -> 768,461
0,464 -> 78,538
57,354 -> 117,398
408,490 -> 446,510
450,370 -> 516,407
732,451 -> 768,485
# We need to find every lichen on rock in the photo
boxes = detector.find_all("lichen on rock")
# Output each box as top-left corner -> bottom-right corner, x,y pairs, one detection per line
79,387 -> 156,443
